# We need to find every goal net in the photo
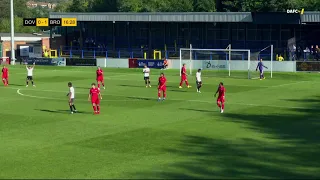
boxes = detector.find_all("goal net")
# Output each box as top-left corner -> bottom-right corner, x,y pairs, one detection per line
249,45 -> 274,79
179,45 -> 251,79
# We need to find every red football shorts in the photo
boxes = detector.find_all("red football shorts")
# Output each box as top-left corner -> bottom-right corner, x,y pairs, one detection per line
181,75 -> 187,81
2,75 -> 8,79
97,76 -> 104,82
91,98 -> 100,105
158,86 -> 166,92
217,96 -> 225,103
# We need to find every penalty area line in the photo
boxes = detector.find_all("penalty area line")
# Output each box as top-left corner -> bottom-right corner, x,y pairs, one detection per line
16,89 -> 141,102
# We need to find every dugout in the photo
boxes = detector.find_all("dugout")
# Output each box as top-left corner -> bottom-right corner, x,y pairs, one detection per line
49,12 -> 320,59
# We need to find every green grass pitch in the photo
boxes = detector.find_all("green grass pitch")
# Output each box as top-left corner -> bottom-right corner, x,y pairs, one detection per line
0,65 -> 320,179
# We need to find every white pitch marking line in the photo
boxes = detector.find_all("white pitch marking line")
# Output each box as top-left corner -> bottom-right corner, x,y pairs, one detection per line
16,89 -> 140,102
15,89 -> 318,110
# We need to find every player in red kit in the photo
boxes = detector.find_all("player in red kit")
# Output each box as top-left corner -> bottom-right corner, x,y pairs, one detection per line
2,65 -> 9,86
88,83 -> 103,114
179,63 -> 191,88
214,82 -> 226,113
96,66 -> 105,89
158,73 -> 167,101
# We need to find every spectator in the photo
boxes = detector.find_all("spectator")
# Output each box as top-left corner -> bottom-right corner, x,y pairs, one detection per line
278,55 -> 284,61
303,47 -> 310,61
163,58 -> 168,69
315,45 -> 320,61
297,46 -> 302,60
311,45 -> 316,60
291,45 -> 296,61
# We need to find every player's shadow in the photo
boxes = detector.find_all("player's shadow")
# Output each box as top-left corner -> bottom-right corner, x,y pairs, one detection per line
8,83 -> 25,87
169,89 -> 188,92
180,108 -> 213,113
35,109 -> 91,114
119,84 -> 144,88
75,86 -> 90,90
119,84 -> 174,88
126,96 -> 153,101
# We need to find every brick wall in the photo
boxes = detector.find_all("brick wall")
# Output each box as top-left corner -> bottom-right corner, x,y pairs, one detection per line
41,38 -> 50,50
2,41 -> 27,57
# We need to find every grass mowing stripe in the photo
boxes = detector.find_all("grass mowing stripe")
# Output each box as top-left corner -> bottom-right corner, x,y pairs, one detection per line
15,88 -> 318,110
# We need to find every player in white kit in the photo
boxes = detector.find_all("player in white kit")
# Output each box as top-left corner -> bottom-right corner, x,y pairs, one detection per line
143,64 -> 151,88
26,62 -> 35,87
196,69 -> 202,93
67,82 -> 77,114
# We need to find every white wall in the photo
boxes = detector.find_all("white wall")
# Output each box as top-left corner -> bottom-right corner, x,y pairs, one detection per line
96,58 -> 128,68
168,59 -> 296,72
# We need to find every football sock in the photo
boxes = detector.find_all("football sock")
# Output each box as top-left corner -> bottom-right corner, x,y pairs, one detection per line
69,105 -> 73,112
222,103 -> 225,110
2,79 -> 5,85
31,81 -> 34,85
179,81 -> 183,86
93,106 -> 97,112
72,105 -> 76,110
163,91 -> 166,98
217,103 -> 221,108
148,80 -> 150,85
98,83 -> 100,88
145,80 -> 148,85
6,79 -> 8,85
158,92 -> 161,98
186,81 -> 189,86
26,81 -> 29,85
97,106 -> 100,112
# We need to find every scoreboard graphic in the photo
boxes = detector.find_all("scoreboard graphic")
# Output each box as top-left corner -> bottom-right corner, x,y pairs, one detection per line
23,18 -> 77,27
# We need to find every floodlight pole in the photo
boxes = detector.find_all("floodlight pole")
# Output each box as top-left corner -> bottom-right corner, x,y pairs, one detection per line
10,0 -> 15,65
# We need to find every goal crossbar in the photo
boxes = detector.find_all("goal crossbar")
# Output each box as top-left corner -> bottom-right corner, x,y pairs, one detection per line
179,47 -> 251,79
180,48 -> 250,52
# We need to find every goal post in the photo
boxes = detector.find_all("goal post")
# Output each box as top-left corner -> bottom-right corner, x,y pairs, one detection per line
249,44 -> 273,79
179,46 -> 251,79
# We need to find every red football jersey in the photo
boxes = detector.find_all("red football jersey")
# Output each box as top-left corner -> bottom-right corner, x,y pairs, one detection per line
96,69 -> 103,77
218,86 -> 226,97
90,87 -> 100,99
159,76 -> 166,86
2,67 -> 8,75
181,66 -> 186,75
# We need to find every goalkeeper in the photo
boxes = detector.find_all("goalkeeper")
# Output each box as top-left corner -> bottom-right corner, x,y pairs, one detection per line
256,58 -> 268,80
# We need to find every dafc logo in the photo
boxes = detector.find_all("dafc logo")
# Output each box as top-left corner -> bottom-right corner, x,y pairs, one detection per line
287,8 -> 304,14
205,61 -> 226,69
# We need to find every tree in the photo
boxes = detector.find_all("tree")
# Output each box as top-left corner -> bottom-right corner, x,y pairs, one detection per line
91,0 -> 118,12
194,0 -> 216,12
54,0 -> 73,12
68,0 -> 94,12
0,17 -> 38,33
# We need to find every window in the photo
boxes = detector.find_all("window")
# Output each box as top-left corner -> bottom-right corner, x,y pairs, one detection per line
261,30 -> 270,41
219,29 -> 229,40
238,29 -> 245,40
281,30 -> 290,40
247,29 -> 256,40
231,29 -> 237,40
29,46 -> 34,53
271,30 -> 279,41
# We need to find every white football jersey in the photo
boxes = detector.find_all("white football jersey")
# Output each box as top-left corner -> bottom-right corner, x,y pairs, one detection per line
27,67 -> 34,76
69,87 -> 75,98
196,72 -> 201,82
143,68 -> 150,77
